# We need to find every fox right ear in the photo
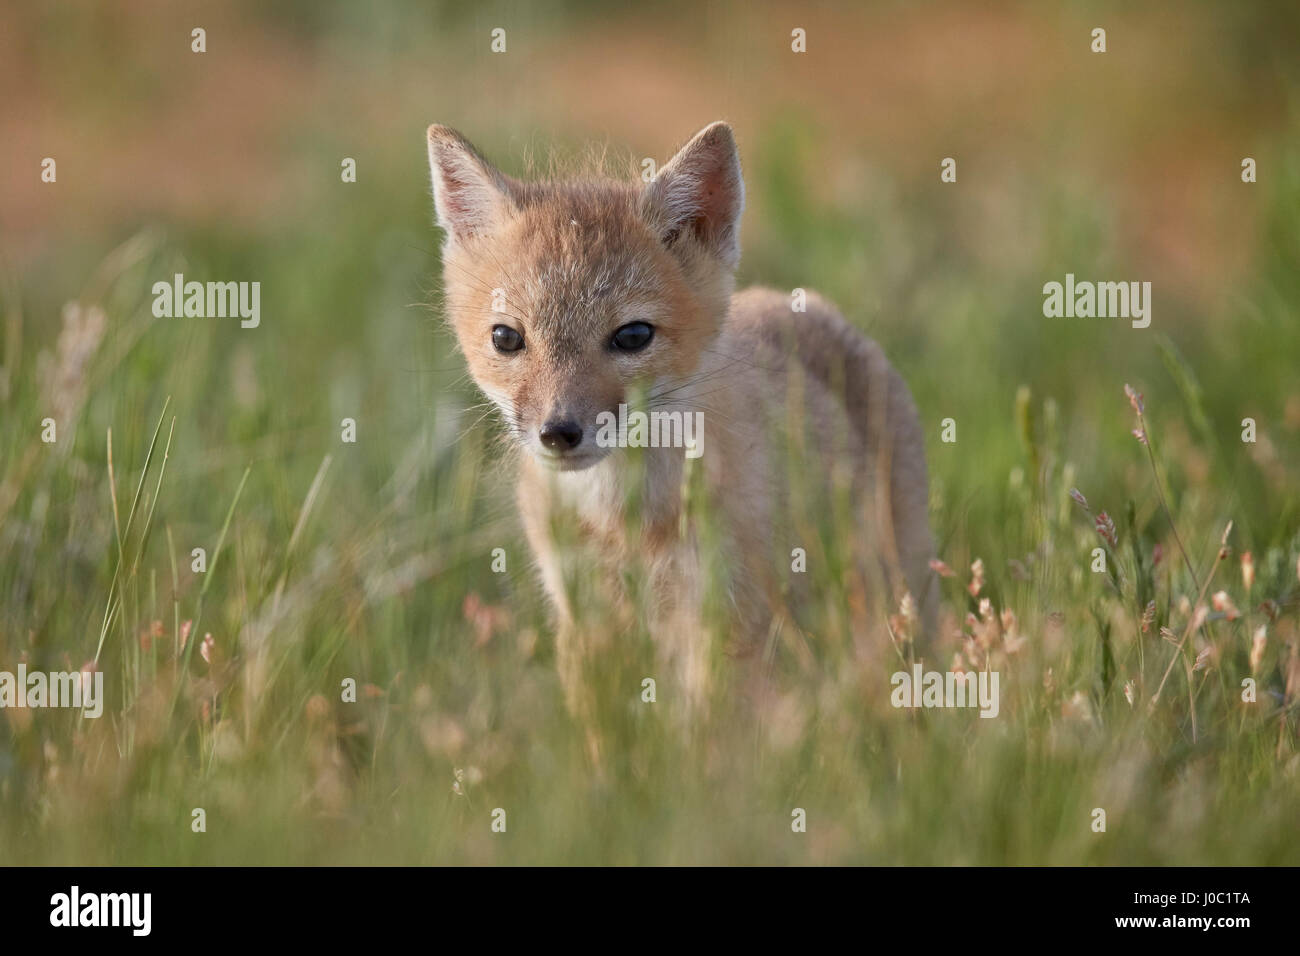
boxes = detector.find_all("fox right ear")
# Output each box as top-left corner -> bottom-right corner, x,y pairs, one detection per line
426,125 -> 514,244
643,121 -> 745,269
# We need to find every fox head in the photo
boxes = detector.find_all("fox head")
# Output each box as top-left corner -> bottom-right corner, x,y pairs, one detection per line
426,122 -> 744,471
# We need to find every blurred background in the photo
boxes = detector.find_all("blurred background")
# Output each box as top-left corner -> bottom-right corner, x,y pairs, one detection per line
2,0 -> 1299,864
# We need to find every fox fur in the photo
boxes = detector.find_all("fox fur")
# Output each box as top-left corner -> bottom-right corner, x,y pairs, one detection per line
426,121 -> 935,723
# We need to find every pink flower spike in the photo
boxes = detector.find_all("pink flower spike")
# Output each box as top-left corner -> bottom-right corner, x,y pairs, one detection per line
200,633 -> 214,664
1211,591 -> 1240,621
1124,384 -> 1144,415
1094,511 -> 1118,548
928,558 -> 957,578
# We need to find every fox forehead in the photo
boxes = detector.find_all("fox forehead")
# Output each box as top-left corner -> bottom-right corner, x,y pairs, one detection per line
456,182 -> 668,318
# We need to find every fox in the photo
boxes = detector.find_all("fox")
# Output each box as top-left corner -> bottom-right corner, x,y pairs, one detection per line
425,120 -> 936,728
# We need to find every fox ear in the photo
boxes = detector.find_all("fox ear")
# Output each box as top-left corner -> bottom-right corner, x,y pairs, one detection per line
643,121 -> 745,269
426,125 -> 515,244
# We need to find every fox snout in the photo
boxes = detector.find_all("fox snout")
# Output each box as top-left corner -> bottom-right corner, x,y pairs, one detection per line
527,399 -> 615,470
539,417 -> 584,451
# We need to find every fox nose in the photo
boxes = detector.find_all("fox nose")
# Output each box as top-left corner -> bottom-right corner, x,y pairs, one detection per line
539,418 -> 583,451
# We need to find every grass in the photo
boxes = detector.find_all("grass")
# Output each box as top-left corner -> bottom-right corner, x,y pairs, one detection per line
2,0 -> 1299,865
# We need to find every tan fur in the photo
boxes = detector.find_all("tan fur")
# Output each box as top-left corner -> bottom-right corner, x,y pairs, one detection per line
426,122 -> 935,725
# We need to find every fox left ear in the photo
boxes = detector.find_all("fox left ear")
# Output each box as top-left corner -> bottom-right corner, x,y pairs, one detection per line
642,121 -> 745,269
426,125 -> 516,245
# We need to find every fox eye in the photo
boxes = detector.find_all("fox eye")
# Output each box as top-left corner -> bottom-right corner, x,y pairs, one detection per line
611,321 -> 654,352
492,325 -> 524,353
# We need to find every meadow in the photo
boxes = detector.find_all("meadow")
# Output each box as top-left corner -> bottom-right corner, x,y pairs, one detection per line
1,0 -> 1298,864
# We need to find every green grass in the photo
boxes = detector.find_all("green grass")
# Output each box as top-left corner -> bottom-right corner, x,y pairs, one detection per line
2,1 -> 1300,865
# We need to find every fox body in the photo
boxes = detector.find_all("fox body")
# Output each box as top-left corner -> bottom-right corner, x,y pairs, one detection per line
426,121 -> 935,719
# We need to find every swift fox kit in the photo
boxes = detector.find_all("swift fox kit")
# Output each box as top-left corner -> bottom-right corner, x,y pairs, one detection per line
426,121 -> 935,718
